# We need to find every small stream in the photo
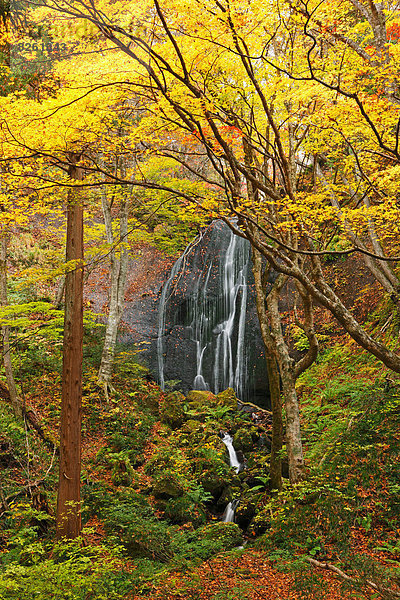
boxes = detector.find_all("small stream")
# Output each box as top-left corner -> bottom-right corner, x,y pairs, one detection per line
221,432 -> 242,523
223,499 -> 240,523
221,432 -> 241,474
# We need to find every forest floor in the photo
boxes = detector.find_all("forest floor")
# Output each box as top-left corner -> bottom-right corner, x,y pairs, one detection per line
1,276 -> 400,600
133,549 -> 351,600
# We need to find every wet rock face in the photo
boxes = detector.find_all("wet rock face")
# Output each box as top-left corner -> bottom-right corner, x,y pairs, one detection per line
88,223 -> 270,407
154,221 -> 270,407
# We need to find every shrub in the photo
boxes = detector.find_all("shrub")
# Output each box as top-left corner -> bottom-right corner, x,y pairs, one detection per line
102,491 -> 173,562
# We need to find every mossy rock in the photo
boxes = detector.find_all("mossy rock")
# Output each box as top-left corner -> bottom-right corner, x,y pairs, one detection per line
235,497 -> 258,529
186,390 -> 217,408
248,508 -> 272,536
216,486 -> 233,511
159,391 -> 186,429
199,470 -> 227,495
164,495 -> 206,528
198,522 -> 243,550
194,451 -> 234,495
181,419 -> 202,433
217,388 -> 238,410
233,427 -> 255,452
153,474 -> 183,499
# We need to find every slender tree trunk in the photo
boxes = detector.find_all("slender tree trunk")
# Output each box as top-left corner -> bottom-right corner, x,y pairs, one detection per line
97,190 -> 129,397
267,276 -> 305,484
56,156 -> 84,539
54,276 -> 65,308
251,247 -> 283,490
247,229 -> 400,374
266,357 -> 283,490
0,233 -> 22,418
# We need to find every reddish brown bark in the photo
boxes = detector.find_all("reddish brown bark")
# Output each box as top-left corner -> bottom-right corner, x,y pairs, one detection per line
56,156 -> 84,539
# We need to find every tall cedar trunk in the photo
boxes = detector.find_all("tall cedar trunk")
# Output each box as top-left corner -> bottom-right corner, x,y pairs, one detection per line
98,192 -> 128,392
251,247 -> 283,490
267,278 -> 305,484
56,158 -> 84,539
0,234 -> 22,417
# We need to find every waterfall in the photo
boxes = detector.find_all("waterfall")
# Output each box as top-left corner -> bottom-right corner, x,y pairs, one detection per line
223,499 -> 240,523
221,432 -> 241,473
156,221 -> 252,398
213,232 -> 249,396
156,239 -> 200,390
221,432 -> 241,523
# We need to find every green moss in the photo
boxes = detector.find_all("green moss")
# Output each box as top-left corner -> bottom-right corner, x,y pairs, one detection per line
186,390 -> 217,407
233,427 -> 255,452
216,388 -> 238,409
198,522 -> 243,550
153,474 -> 183,499
159,391 -> 186,429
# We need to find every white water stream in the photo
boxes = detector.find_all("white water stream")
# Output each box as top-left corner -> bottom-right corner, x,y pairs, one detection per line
221,432 -> 241,523
223,499 -> 240,523
221,432 -> 241,473
156,222 -> 251,398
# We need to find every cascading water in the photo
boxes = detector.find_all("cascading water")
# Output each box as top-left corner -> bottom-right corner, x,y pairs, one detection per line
213,232 -> 249,396
156,221 -> 254,400
156,241 -> 198,390
223,499 -> 240,523
221,432 -> 241,473
221,432 -> 241,523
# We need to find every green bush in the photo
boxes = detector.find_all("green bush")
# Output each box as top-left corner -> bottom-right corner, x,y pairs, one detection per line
198,522 -> 243,550
170,522 -> 243,564
0,540 -> 129,600
102,491 -> 173,562
164,495 -> 206,527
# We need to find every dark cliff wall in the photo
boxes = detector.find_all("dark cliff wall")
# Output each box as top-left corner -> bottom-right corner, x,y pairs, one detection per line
153,221 -> 269,406
86,223 -> 270,407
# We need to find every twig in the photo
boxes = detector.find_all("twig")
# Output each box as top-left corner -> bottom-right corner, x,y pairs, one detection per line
380,313 -> 393,334
0,479 -> 9,511
306,556 -> 400,599
23,411 -> 32,496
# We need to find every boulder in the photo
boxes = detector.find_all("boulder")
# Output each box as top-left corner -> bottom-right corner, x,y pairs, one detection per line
153,474 -> 183,499
186,390 -> 217,407
217,388 -> 238,409
159,391 -> 186,429
233,427 -> 255,452
235,496 -> 258,529
248,508 -> 272,536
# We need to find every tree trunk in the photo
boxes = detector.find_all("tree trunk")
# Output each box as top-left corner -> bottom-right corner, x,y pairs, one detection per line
267,276 -> 305,484
248,230 -> 400,374
266,357 -> 283,490
0,233 -> 22,418
56,156 -> 84,539
54,276 -> 65,308
97,189 -> 129,396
